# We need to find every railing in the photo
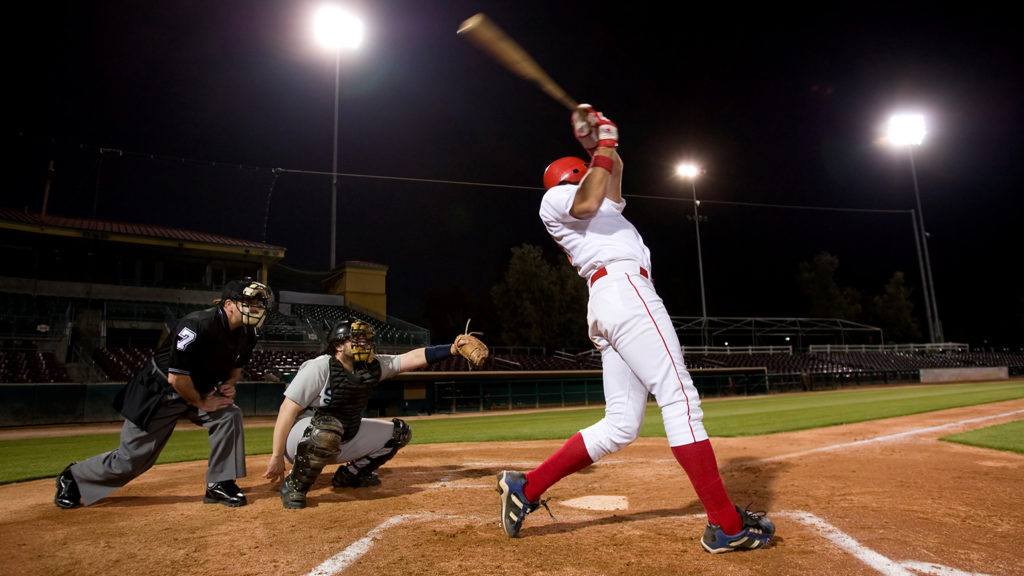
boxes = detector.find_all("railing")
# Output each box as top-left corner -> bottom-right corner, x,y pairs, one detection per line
809,342 -> 971,353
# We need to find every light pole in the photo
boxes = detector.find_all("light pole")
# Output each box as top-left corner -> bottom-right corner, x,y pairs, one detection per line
313,5 -> 364,270
887,113 -> 943,343
676,163 -> 708,347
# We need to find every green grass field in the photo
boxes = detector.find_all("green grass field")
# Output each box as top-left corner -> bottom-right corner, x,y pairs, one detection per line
1,381 -> 1021,484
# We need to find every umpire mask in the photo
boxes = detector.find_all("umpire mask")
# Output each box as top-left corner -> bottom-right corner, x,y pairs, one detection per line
223,279 -> 273,328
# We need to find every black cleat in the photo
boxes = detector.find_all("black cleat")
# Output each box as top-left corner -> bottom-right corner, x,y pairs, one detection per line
332,466 -> 381,488
701,504 -> 775,553
279,476 -> 308,509
55,463 -> 82,509
203,480 -> 247,507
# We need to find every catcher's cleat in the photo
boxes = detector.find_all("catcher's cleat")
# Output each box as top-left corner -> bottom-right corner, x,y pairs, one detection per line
203,480 -> 247,507
496,470 -> 552,538
54,463 -> 82,509
332,466 -> 382,488
701,504 -> 775,553
279,476 -> 308,509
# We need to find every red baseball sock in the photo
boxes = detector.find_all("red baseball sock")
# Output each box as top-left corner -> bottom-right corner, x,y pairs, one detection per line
523,432 -> 592,502
671,440 -> 741,534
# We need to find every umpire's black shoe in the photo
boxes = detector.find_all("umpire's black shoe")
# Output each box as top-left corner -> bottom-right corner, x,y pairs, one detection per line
203,480 -> 247,507
55,463 -> 82,509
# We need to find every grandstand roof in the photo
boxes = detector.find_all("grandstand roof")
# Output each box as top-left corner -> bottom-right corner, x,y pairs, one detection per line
0,207 -> 285,259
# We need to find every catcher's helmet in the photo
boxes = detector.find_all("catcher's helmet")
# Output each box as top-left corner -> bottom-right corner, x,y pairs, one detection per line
221,278 -> 273,328
543,157 -> 588,190
326,319 -> 376,364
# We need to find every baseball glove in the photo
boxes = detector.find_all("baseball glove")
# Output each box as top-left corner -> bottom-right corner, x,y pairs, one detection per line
453,319 -> 489,369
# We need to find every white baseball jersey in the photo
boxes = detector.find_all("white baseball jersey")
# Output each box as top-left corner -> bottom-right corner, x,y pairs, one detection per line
539,184 -> 652,280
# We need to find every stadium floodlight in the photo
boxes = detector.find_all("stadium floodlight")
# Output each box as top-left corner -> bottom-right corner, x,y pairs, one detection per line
886,114 -> 926,146
313,6 -> 364,51
887,113 -> 942,343
676,162 -> 708,347
313,5 -> 364,270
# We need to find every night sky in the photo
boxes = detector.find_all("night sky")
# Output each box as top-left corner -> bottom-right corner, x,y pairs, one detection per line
10,1 -> 1022,347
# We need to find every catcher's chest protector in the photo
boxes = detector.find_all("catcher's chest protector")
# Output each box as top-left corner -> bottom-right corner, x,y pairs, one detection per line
322,357 -> 382,441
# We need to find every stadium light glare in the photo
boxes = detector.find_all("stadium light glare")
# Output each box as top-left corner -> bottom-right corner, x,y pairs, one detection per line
886,113 -> 942,343
676,162 -> 708,347
887,114 -> 926,146
676,162 -> 700,179
313,6 -> 364,50
312,6 -> 365,269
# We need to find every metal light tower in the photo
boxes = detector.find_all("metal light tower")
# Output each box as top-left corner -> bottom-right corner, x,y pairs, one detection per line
887,114 -> 943,343
313,5 -> 364,270
676,162 -> 708,346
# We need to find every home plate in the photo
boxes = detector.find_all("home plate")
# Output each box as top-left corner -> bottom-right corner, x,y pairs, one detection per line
561,495 -> 629,511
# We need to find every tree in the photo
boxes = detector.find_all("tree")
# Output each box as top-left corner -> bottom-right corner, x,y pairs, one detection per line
422,282 -> 483,344
870,271 -> 922,343
796,251 -> 862,321
490,243 -> 590,350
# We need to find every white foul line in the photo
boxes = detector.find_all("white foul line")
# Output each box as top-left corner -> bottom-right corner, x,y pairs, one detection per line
752,409 -> 1024,464
304,408 -> 1022,576
303,514 -> 437,576
779,511 -> 999,576
305,510 -> 1001,576
781,511 -> 915,576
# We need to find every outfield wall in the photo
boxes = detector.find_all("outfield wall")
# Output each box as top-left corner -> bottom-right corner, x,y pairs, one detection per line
919,366 -> 1008,383
0,367 -> 770,427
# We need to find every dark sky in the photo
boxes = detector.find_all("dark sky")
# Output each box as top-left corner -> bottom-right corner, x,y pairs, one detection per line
11,1 -> 1023,347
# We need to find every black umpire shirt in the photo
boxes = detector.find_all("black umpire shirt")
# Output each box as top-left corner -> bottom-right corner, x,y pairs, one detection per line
153,306 -> 257,396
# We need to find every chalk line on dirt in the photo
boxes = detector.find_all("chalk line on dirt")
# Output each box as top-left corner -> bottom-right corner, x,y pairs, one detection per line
303,509 -> 997,576
306,409 -> 1016,575
751,409 -> 1024,465
303,514 -> 460,576
779,511 -> 997,576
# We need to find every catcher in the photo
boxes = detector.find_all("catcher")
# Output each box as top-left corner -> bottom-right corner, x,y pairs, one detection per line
263,318 -> 487,509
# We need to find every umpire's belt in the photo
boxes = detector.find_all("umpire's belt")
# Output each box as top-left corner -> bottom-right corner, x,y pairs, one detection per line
589,262 -> 649,287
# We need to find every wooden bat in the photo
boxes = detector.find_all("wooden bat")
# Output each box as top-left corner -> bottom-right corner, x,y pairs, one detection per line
457,13 -> 578,111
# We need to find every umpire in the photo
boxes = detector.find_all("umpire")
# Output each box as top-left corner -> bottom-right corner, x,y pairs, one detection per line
54,278 -> 272,509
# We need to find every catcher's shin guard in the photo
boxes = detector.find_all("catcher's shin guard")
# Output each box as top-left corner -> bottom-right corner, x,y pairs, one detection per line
286,413 -> 345,502
333,418 -> 411,487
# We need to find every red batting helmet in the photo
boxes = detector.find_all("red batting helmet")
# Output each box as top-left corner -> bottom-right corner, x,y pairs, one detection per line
543,157 -> 588,190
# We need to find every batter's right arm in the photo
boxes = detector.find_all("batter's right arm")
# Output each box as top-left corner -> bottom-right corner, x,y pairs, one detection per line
571,148 -> 619,219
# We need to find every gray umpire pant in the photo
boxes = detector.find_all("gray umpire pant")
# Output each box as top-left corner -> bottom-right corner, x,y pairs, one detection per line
70,398 -> 246,506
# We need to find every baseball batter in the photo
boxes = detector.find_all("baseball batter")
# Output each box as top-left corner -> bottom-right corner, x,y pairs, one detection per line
496,106 -> 775,553
263,319 -> 487,509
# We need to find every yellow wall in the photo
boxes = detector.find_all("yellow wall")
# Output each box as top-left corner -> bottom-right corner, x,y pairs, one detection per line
324,261 -> 389,318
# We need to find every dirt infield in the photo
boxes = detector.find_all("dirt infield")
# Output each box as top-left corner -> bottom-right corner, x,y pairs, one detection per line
3,399 -> 1022,576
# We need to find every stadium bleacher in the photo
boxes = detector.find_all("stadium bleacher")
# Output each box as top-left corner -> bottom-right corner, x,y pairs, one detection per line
4,288 -> 1024,387
0,344 -> 71,383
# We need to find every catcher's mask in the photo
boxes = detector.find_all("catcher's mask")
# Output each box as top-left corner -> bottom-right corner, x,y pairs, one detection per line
327,319 -> 376,364
221,279 -> 273,328
543,156 -> 588,190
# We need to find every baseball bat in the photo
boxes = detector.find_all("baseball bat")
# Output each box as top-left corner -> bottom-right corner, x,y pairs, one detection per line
457,13 -> 578,111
